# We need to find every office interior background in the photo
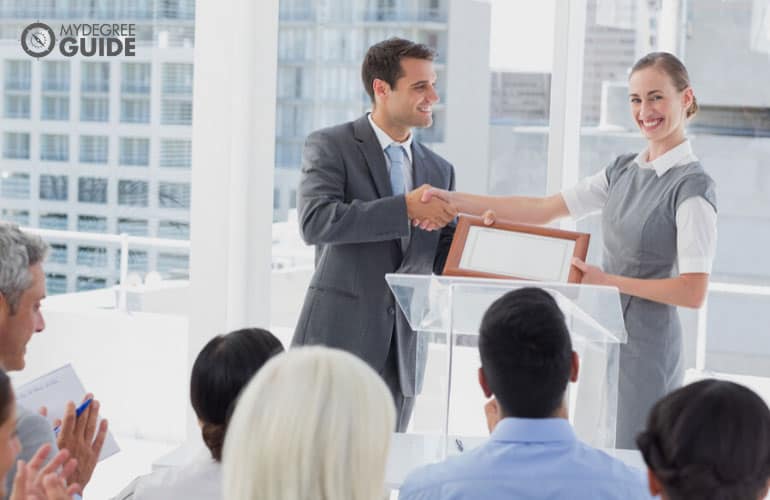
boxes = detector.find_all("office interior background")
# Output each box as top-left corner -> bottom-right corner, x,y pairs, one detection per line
1,0 -> 769,497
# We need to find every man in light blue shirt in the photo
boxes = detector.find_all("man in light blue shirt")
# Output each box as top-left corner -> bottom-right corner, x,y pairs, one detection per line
399,287 -> 651,500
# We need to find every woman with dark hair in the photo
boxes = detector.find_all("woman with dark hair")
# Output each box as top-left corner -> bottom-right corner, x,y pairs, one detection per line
637,379 -> 770,500
0,369 -> 79,499
112,328 -> 284,500
420,52 -> 716,447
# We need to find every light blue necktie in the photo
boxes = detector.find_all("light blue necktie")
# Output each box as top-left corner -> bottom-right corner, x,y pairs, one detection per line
385,144 -> 406,196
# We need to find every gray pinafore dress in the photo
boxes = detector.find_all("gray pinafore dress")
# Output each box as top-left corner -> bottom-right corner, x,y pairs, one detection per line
602,153 -> 717,449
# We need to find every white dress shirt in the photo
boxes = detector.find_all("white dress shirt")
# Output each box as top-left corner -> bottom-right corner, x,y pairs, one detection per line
561,140 -> 717,274
112,450 -> 221,500
368,112 -> 414,193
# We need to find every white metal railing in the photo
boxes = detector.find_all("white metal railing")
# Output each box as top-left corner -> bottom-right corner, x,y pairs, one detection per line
22,227 -> 190,311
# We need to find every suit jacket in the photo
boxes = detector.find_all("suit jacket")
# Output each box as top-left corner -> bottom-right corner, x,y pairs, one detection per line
292,114 -> 455,396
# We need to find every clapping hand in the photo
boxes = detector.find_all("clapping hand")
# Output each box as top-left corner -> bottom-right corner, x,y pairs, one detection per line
10,444 -> 80,500
53,394 -> 108,488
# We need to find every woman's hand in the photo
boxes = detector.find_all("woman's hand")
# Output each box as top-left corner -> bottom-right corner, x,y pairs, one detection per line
10,444 -> 80,500
481,209 -> 496,226
571,257 -> 611,286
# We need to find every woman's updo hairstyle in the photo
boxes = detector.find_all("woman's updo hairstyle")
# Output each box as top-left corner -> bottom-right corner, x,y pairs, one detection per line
190,327 -> 283,461
631,51 -> 698,119
636,379 -> 770,500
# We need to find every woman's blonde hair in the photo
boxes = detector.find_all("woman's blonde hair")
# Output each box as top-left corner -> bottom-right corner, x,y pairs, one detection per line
222,346 -> 396,500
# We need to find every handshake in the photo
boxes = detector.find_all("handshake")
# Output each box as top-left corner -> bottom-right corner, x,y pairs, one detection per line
405,184 -> 456,231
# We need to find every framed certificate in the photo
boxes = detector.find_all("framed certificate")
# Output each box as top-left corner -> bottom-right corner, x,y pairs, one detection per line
442,215 -> 590,283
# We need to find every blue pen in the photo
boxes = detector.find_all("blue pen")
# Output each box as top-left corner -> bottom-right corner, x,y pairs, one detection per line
53,398 -> 93,435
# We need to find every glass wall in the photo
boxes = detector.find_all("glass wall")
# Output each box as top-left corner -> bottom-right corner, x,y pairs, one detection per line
574,0 -> 770,377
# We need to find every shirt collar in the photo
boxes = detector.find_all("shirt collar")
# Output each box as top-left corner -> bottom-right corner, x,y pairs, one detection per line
490,417 -> 576,444
633,139 -> 698,177
367,112 -> 414,164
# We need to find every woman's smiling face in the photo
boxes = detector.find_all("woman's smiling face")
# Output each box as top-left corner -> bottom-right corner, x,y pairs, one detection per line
628,65 -> 693,146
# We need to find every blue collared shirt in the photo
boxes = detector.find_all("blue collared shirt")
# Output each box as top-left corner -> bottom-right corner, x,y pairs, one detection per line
399,418 -> 652,500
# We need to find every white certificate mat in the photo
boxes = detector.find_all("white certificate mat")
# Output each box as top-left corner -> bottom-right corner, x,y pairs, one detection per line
458,226 -> 576,282
15,363 -> 120,461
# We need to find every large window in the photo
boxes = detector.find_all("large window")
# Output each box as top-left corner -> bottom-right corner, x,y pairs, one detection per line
118,180 -> 149,206
39,175 -> 68,201
4,60 -> 31,91
0,173 -> 30,199
3,132 -> 30,159
161,62 -> 194,125
159,139 -> 191,168
39,213 -> 68,230
41,62 -> 70,120
80,136 -> 109,164
40,134 -> 69,162
81,62 -> 110,93
121,63 -> 151,123
78,177 -> 108,204
77,215 -> 108,233
570,0 -> 770,378
119,138 -> 150,166
158,182 -> 190,209
81,64 -> 109,121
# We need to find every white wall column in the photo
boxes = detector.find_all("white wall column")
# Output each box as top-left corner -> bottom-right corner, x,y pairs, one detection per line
189,0 -> 279,434
434,0 -> 491,194
546,0 -> 587,229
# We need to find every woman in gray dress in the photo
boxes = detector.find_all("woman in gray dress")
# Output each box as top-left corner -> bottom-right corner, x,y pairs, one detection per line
420,52 -> 717,449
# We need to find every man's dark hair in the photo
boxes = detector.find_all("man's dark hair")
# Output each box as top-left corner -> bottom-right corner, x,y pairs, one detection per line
361,37 -> 436,103
637,379 -> 770,500
478,287 -> 572,418
190,327 -> 284,461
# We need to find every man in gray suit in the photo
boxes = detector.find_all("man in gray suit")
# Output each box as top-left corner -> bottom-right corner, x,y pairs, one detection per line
292,38 -> 457,431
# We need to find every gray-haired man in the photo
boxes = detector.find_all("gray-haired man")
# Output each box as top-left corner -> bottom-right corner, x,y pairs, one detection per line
0,222 -> 107,496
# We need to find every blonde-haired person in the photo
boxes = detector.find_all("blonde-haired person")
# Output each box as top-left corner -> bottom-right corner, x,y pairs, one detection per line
420,52 -> 716,449
222,346 -> 396,500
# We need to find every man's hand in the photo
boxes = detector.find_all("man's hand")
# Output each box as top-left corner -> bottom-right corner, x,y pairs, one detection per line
54,394 -> 108,488
405,184 -> 457,231
484,397 -> 501,434
10,444 -> 80,500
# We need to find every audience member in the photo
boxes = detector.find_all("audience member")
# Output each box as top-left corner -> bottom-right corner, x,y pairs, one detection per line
222,346 -> 395,500
399,287 -> 650,500
637,379 -> 770,500
0,368 -> 80,499
112,328 -> 284,500
0,222 -> 108,496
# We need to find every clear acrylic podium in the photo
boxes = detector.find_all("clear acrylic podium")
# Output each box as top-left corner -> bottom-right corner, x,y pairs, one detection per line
386,274 -> 627,457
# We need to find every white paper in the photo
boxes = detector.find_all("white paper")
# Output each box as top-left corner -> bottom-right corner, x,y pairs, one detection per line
15,364 -> 120,461
459,226 -> 575,282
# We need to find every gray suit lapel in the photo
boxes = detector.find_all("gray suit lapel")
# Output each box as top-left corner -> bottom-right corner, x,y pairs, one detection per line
353,115 -> 392,198
401,141 -> 439,260
411,141 -> 437,189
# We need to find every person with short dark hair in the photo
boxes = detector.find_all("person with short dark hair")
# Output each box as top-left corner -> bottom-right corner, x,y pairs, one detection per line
112,328 -> 284,500
399,288 -> 650,500
637,379 -> 770,500
292,37 -> 457,431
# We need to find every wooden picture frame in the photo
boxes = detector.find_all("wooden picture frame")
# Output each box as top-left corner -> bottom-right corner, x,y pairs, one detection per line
442,214 -> 590,284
